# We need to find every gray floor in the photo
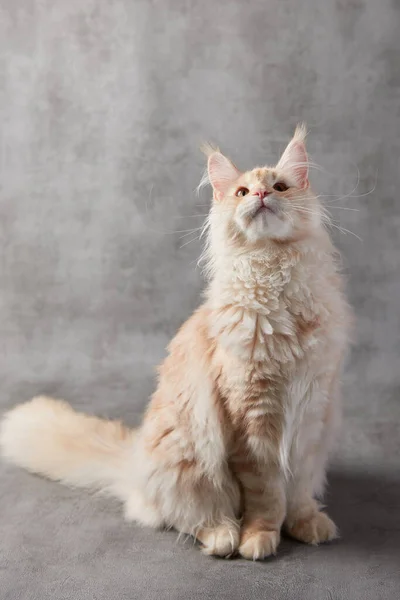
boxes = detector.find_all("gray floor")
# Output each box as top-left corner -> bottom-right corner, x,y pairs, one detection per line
1,1 -> 400,599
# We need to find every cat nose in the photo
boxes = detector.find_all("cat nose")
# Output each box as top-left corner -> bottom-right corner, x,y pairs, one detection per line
252,189 -> 270,199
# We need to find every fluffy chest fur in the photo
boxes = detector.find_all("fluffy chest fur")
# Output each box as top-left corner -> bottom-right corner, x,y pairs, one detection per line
209,244 -> 345,366
206,242 -> 349,472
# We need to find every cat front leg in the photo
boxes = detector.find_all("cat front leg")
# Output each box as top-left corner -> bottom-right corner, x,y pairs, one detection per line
232,452 -> 286,560
169,464 -> 242,557
195,521 -> 241,557
284,487 -> 338,545
130,452 -> 242,557
135,409 -> 242,558
284,376 -> 341,545
227,391 -> 287,560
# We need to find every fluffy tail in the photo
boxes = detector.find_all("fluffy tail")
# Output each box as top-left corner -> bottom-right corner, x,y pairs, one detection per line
0,396 -> 136,500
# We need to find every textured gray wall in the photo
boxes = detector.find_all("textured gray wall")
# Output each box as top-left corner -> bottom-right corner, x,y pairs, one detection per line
1,1 -> 399,599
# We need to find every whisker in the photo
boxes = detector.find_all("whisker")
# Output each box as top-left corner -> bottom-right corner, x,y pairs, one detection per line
317,168 -> 377,204
324,186 -> 376,201
179,234 -> 201,249
322,205 -> 360,212
179,227 -> 204,240
147,226 -> 206,235
290,205 -> 361,240
171,214 -> 210,219
289,206 -> 327,217
327,222 -> 363,242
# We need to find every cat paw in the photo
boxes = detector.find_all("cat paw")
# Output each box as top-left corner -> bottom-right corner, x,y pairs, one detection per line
197,523 -> 240,558
239,529 -> 280,561
286,511 -> 338,545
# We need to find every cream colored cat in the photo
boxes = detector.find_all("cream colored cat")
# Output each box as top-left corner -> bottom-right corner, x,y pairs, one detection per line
0,125 -> 351,560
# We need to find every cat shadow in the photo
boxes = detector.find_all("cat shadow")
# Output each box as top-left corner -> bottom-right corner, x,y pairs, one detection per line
273,468 -> 400,564
328,469 -> 400,558
189,468 -> 400,563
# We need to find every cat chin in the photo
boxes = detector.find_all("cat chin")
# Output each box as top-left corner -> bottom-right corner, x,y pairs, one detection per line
235,213 -> 294,244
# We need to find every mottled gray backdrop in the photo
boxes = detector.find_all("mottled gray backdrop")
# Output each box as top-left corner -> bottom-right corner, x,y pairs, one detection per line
1,1 -> 399,599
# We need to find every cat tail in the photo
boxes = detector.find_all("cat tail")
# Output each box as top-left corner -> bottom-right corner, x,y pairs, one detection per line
0,396 -> 136,501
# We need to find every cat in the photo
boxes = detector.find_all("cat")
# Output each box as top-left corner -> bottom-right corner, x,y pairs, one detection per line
0,125 -> 351,560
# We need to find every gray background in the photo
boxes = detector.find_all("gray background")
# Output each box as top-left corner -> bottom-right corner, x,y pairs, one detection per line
1,1 -> 399,599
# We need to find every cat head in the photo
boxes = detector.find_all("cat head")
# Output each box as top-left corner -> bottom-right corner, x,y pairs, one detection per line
203,125 -> 321,246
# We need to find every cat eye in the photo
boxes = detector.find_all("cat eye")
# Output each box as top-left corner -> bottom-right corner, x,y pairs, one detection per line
273,182 -> 289,192
235,187 -> 249,197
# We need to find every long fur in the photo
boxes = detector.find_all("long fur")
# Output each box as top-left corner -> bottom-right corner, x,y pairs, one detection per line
0,126 -> 351,560
0,396 -> 136,501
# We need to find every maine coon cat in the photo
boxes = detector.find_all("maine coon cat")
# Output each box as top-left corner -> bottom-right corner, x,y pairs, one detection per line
0,125 -> 351,560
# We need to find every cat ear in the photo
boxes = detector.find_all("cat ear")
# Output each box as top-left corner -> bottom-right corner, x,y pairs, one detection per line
276,123 -> 309,189
207,151 -> 241,200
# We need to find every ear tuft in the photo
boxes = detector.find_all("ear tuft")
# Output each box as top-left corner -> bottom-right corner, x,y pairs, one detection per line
200,141 -> 220,158
293,122 -> 308,143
